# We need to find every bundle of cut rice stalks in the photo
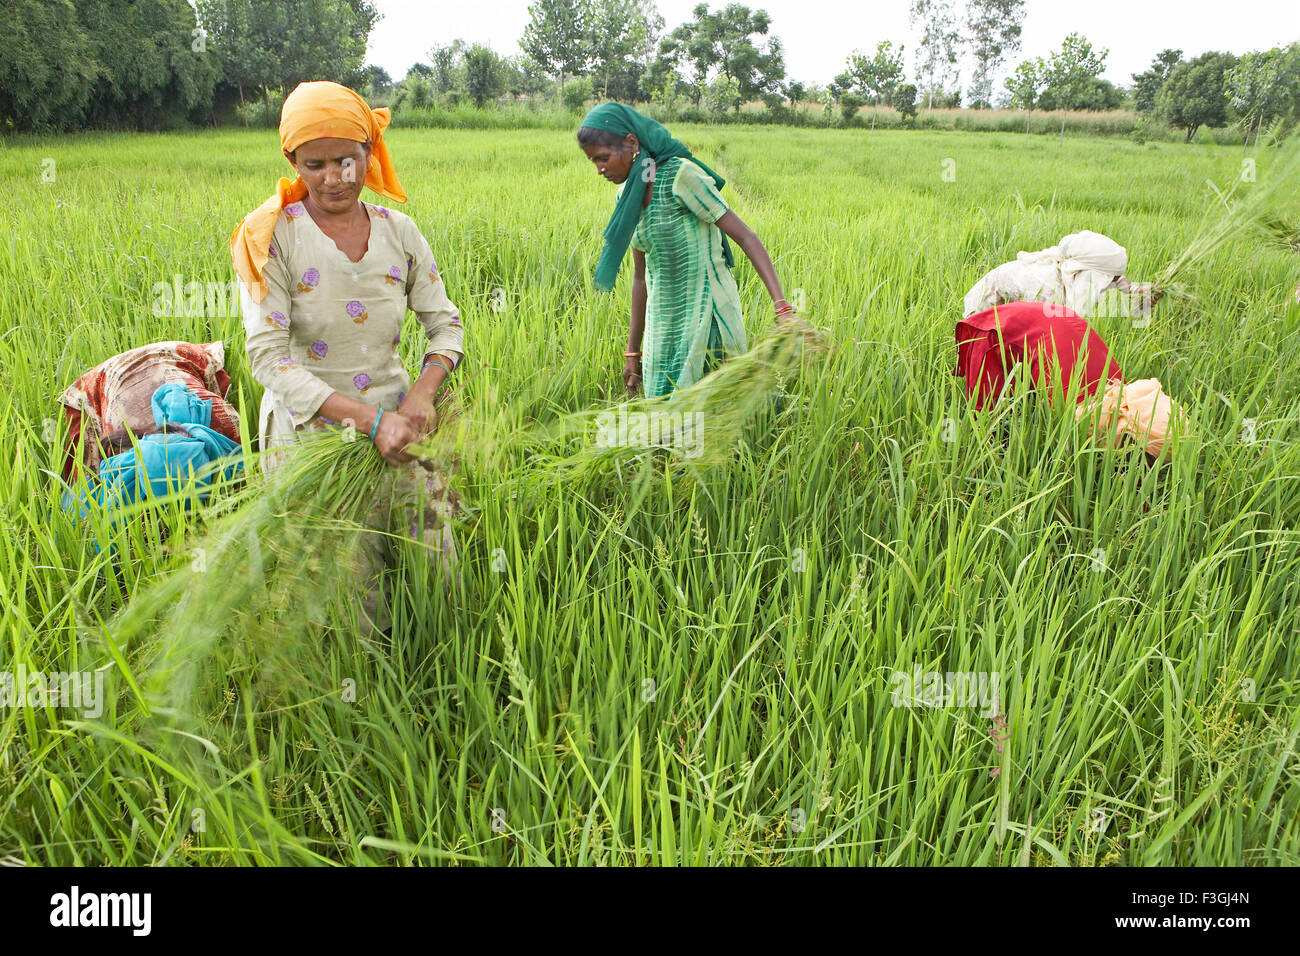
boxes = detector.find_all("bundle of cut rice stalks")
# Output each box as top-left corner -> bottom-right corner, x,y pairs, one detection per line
1257,213 -> 1300,254
1152,133 -> 1300,299
492,316 -> 830,494
1256,212 -> 1300,304
101,435 -> 387,727
99,315 -> 828,731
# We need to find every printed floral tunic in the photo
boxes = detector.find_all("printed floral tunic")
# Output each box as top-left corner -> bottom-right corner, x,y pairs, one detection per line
240,201 -> 463,453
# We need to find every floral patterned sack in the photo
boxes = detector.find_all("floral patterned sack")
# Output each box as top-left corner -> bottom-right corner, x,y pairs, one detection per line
59,341 -> 240,482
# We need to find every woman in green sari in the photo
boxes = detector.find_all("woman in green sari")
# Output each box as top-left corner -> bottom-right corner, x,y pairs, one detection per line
578,102 -> 794,398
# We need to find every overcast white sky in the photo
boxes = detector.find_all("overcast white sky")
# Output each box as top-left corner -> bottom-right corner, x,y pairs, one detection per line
367,0 -> 1298,89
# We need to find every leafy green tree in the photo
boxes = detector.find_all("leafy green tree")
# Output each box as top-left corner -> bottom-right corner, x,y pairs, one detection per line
1225,45 -> 1300,144
197,0 -> 378,111
463,44 -> 506,107
657,3 -> 785,110
1159,51 -> 1237,142
2,0 -> 223,131
846,40 -> 904,130
562,76 -> 593,110
839,91 -> 865,124
828,71 -> 854,102
503,55 -> 552,97
0,0 -> 100,131
359,65 -> 393,100
646,52 -> 684,105
586,0 -> 663,99
429,40 -> 466,98
78,0 -> 222,129
405,73 -> 431,108
1004,56 -> 1044,131
784,80 -> 806,109
1039,75 -> 1122,112
1041,32 -> 1107,142
651,73 -> 684,115
964,0 -> 1024,108
910,0 -> 961,108
655,5 -> 714,105
521,0 -> 591,93
895,82 -> 919,124
1131,48 -> 1182,115
704,72 -> 741,117
847,40 -> 905,105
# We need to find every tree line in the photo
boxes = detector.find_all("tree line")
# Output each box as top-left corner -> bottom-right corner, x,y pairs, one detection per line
3,0 -> 1298,142
2,0 -> 379,131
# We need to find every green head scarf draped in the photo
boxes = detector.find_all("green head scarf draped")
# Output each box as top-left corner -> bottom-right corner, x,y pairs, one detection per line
580,102 -> 735,292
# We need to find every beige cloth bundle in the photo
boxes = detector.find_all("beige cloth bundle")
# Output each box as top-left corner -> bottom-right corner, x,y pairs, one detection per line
1075,377 -> 1186,461
963,230 -> 1129,318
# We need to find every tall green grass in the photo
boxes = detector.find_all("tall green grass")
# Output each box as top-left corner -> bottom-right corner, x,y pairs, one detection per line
1,126 -> 1298,865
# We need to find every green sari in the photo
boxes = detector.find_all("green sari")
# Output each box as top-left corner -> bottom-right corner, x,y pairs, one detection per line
580,102 -> 735,292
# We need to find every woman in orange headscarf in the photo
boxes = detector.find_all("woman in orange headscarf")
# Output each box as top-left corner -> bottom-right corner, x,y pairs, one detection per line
232,80 -> 464,636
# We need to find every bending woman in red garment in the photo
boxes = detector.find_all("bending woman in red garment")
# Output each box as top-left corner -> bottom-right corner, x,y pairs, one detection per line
955,300 -> 1187,463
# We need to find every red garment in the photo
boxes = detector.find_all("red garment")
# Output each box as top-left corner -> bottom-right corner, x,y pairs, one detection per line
58,341 -> 240,482
955,300 -> 1121,410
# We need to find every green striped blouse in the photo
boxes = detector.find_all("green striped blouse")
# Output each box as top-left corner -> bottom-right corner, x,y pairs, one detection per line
622,156 -> 748,398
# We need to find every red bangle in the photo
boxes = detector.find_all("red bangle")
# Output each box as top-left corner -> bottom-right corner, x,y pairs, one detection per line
775,305 -> 794,316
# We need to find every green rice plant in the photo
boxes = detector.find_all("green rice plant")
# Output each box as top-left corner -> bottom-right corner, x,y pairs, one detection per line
4,126 -> 1300,867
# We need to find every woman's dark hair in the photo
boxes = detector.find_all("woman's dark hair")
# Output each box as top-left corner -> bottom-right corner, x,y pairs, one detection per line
577,126 -> 628,150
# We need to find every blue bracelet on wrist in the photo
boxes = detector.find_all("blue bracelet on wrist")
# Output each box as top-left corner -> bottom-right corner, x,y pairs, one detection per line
369,407 -> 384,442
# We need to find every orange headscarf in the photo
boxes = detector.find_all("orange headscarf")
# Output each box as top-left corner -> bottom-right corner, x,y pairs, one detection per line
230,80 -> 407,303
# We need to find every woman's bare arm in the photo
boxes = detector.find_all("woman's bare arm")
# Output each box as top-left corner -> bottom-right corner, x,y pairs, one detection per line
317,392 -> 419,466
625,250 -> 647,391
714,210 -> 791,318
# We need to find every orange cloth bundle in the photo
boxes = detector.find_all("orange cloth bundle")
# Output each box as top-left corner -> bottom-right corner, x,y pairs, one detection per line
1075,377 -> 1187,461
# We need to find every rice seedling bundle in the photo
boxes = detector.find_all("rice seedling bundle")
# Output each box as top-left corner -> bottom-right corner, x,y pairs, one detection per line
1152,134 -> 1300,293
